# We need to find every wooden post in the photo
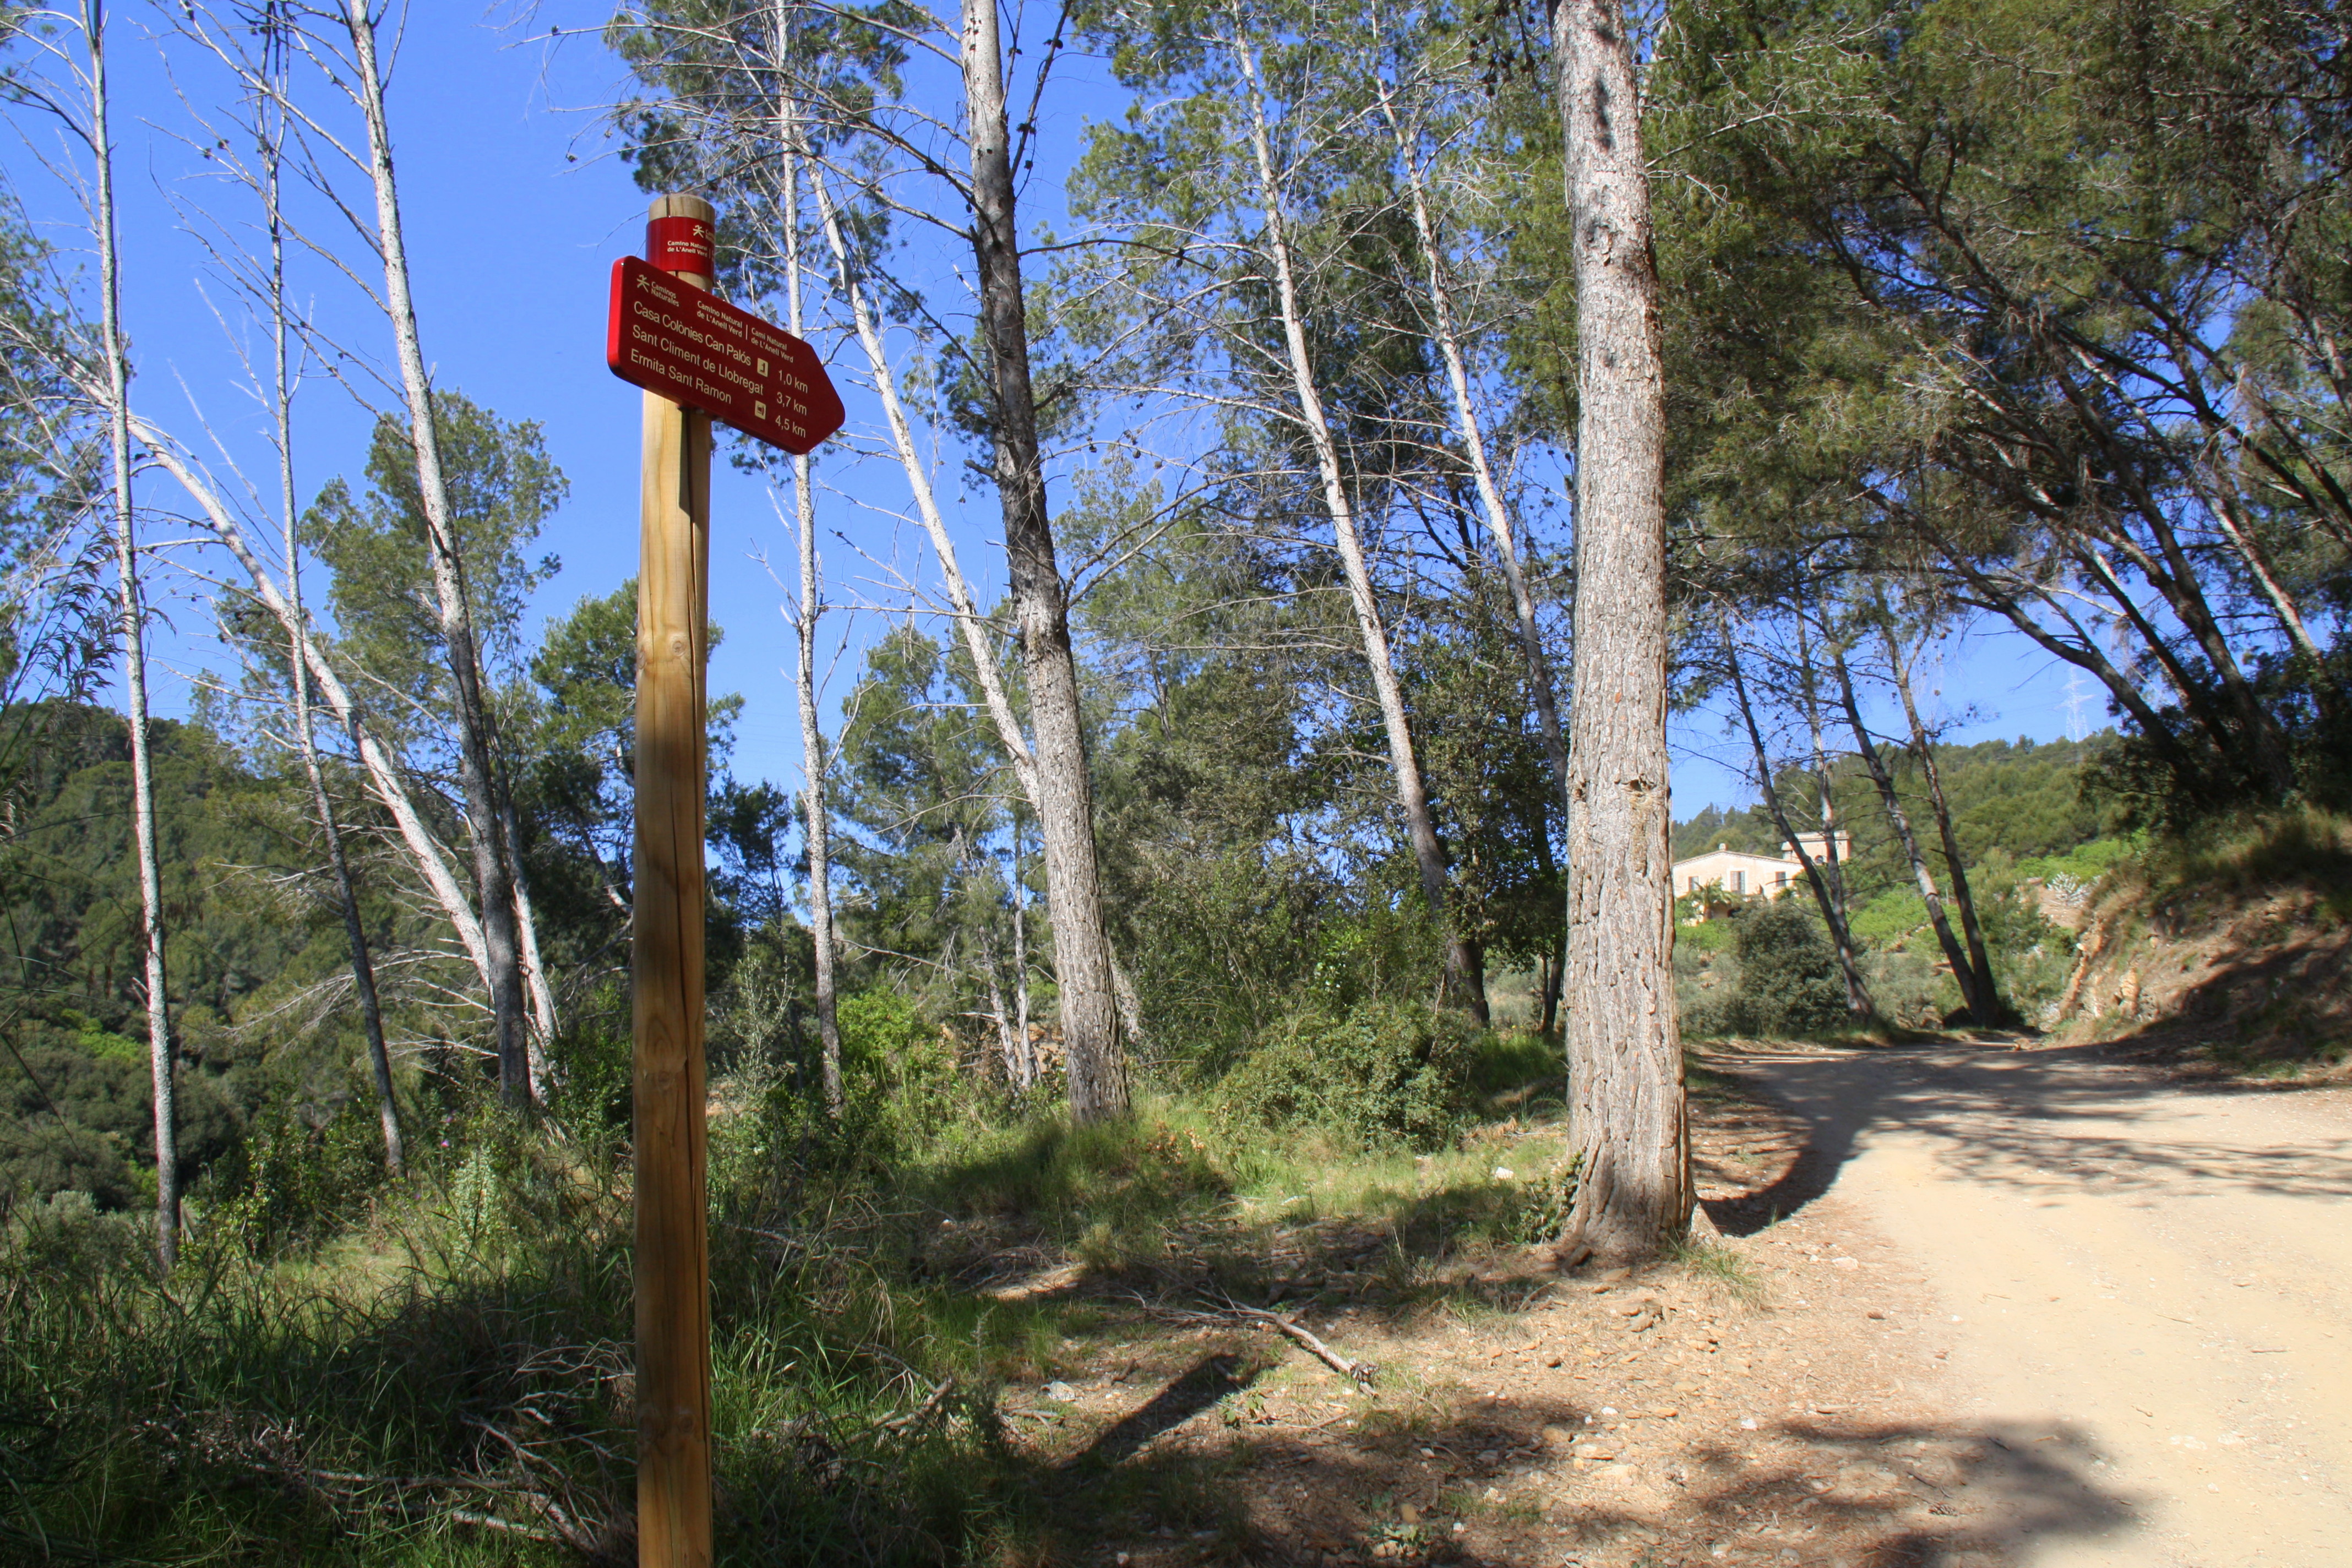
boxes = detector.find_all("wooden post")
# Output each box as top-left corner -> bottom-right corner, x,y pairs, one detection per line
634,191 -> 716,1568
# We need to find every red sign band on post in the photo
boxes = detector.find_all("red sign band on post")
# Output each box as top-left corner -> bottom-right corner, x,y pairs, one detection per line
646,214 -> 716,276
607,255 -> 845,456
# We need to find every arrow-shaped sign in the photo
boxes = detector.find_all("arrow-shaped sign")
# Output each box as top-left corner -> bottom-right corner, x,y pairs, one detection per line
606,255 -> 844,455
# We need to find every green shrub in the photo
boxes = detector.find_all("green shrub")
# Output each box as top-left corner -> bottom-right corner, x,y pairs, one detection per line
1214,998 -> 1477,1150
1864,945 -> 1950,1031
1469,1031 -> 1561,1099
1506,1150 -> 1580,1245
1675,914 -> 1734,955
1725,902 -> 1852,1038
920,1106 -> 1235,1270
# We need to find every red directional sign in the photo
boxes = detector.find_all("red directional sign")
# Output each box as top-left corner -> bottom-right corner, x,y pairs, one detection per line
606,255 -> 844,455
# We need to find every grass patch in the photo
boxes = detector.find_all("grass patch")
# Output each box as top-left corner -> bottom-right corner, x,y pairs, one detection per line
2,1026 -> 1666,1564
1668,1235 -> 1770,1310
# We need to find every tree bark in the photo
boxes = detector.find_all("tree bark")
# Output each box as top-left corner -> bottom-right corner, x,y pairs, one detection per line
805,164 -> 1036,800
1011,814 -> 1034,1087
1234,32 -> 1485,1023
344,1 -> 529,1106
1551,0 -> 1688,1266
1828,637 -> 1985,1024
773,61 -> 845,1116
496,785 -> 557,1097
87,0 -> 176,1268
961,0 -> 1125,1119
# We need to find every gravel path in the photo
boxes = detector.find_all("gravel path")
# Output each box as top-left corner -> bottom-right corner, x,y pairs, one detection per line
1714,1039 -> 2352,1567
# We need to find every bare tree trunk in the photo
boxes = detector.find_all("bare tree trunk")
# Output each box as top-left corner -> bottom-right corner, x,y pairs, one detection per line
496,787 -> 557,1097
138,434 -> 496,998
1534,818 -> 1565,1035
1793,608 -> 1870,1017
1879,603 -> 1997,1015
1378,82 -> 1569,811
1724,627 -> 1876,1017
1010,814 -> 1033,1087
343,1 -> 529,1106
801,153 -> 1153,1059
2206,483 -> 2323,668
1551,0 -> 1687,1266
805,163 -> 1036,801
1931,541 -> 2198,778
87,0 -> 176,1268
979,920 -> 1020,1084
1827,637 -> 1985,1025
773,62 -> 844,1116
258,48 -> 402,1171
790,463 -> 843,1118
1234,32 -> 1485,1023
294,678 -> 404,1170
961,0 -> 1125,1119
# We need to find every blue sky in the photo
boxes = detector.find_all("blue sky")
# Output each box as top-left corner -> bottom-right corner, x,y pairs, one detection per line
36,1 -> 2088,826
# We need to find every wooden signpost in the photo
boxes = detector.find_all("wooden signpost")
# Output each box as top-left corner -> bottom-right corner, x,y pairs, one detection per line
610,193 -> 842,1568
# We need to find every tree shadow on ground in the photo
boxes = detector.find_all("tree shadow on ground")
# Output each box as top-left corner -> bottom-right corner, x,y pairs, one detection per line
989,1345 -> 2140,1567
1069,1353 -> 1262,1471
1694,1038 -> 2352,1237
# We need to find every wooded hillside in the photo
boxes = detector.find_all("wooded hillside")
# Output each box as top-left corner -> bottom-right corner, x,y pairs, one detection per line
1,0 -> 2345,1559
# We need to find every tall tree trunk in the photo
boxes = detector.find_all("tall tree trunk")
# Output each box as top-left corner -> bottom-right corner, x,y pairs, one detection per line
2206,482 -> 2324,669
1378,81 -> 1569,811
961,0 -> 1126,1119
292,673 -> 404,1171
344,1 -> 529,1106
1793,607 -> 1871,1017
1827,636 -> 1984,1025
2061,410 -> 2294,791
88,0 -> 176,1268
802,155 -> 1153,1058
805,166 -> 1033,797
1724,627 -> 1876,1016
1878,600 -> 1997,1015
1551,0 -> 1688,1266
1234,31 -> 1486,1023
772,57 -> 844,1116
259,50 -> 403,1172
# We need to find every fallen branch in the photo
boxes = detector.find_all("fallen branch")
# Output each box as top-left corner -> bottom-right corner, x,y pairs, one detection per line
447,1508 -> 560,1543
1228,1305 -> 1379,1390
879,1376 -> 958,1434
1115,1289 -> 1381,1389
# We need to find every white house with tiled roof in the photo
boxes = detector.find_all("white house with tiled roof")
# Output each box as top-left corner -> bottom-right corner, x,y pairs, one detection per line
1672,833 -> 1850,919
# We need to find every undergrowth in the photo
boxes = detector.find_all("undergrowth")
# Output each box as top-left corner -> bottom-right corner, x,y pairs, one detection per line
0,1031 -> 1575,1565
2128,804 -> 2352,919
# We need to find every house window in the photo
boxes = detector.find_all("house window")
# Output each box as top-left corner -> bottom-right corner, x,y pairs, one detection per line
1776,870 -> 1788,889
1733,870 -> 1745,894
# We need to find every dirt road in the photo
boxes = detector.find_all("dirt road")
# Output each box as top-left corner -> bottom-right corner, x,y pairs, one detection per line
1713,1039 -> 2352,1567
